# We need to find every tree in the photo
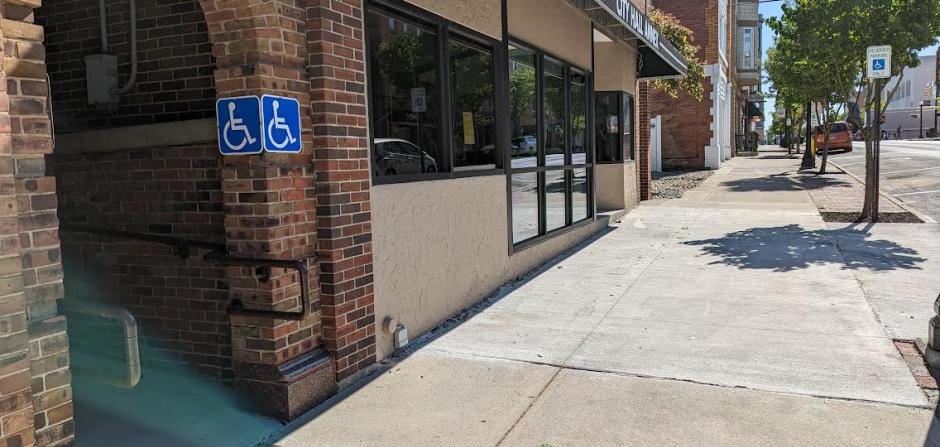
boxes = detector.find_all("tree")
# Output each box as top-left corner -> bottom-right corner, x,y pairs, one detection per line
766,0 -> 940,220
648,7 -> 706,101
766,0 -> 857,175
841,0 -> 940,220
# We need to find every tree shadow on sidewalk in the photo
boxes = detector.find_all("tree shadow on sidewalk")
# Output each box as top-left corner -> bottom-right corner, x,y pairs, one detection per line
683,224 -> 925,272
721,173 -> 852,192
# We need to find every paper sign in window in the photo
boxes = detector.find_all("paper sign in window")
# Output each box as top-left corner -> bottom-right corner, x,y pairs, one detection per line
462,112 -> 475,145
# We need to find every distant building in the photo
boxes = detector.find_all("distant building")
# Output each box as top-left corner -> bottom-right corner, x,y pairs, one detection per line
880,54 -> 937,139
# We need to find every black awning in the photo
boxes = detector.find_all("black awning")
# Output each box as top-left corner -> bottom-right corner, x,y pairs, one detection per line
746,102 -> 763,118
591,0 -> 689,79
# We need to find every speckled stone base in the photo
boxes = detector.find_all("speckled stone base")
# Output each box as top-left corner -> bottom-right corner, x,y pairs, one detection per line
235,349 -> 337,421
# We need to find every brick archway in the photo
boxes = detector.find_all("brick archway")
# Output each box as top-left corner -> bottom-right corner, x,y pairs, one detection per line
0,2 -> 378,442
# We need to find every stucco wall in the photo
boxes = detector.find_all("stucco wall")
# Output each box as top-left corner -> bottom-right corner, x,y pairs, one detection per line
624,161 -> 640,211
594,38 -> 637,94
507,0 -> 592,70
596,161 -> 640,213
596,163 -> 625,212
372,175 -> 608,359
404,0 -> 502,40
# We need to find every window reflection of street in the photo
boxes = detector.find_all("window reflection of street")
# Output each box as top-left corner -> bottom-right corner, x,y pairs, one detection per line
511,172 -> 538,243
508,43 -> 593,245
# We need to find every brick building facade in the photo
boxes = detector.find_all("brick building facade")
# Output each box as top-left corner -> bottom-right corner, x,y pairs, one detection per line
648,0 -> 737,170
0,0 -> 686,445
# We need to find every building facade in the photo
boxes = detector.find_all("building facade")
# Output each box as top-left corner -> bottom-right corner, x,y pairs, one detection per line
648,0 -> 738,170
881,54 -> 938,139
735,0 -> 764,149
0,0 -> 685,445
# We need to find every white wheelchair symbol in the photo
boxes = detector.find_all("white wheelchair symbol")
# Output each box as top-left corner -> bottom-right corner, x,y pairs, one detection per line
267,100 -> 298,150
222,102 -> 257,151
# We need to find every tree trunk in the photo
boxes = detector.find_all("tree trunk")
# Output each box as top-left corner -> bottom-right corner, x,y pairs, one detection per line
819,134 -> 830,174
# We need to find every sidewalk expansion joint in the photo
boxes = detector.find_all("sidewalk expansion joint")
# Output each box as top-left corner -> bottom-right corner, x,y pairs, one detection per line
440,350 -> 935,412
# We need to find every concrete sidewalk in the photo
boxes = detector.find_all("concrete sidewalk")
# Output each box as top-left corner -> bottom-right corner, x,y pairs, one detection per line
272,150 -> 940,447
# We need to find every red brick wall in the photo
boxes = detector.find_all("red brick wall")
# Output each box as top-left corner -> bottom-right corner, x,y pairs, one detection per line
50,145 -> 232,380
638,81 -> 651,199
38,0 -> 216,133
307,0 -> 376,384
650,84 -> 712,169
647,0 -> 720,170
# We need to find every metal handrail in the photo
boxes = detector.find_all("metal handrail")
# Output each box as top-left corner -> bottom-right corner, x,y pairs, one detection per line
59,224 -> 313,320
60,299 -> 141,388
59,223 -> 226,257
204,251 -> 313,321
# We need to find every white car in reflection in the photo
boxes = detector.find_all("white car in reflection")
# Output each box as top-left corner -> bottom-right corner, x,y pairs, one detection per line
373,138 -> 439,176
512,135 -> 537,155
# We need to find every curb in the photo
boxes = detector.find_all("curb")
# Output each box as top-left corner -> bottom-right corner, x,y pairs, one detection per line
828,160 -> 936,224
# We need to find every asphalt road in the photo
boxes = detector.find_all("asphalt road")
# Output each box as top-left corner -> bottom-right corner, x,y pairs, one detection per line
828,140 -> 940,220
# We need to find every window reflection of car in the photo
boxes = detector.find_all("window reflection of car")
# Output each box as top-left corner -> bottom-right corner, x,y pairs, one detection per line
373,138 -> 438,176
511,135 -> 537,155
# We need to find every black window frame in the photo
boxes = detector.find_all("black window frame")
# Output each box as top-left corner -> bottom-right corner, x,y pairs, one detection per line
506,37 -> 595,253
364,0 -> 507,185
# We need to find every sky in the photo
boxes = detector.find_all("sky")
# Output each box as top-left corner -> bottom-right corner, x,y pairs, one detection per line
759,1 -> 940,127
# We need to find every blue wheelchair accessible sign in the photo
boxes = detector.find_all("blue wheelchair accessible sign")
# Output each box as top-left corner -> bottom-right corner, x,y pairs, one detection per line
216,96 -> 262,155
872,58 -> 886,71
262,95 -> 302,153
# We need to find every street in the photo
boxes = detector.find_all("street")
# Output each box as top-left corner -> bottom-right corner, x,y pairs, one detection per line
830,140 -> 940,220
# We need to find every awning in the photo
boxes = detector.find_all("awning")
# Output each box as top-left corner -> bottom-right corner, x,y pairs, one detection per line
746,102 -> 762,118
585,0 -> 689,80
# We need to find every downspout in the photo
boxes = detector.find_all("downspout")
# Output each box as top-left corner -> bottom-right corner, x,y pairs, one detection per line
114,0 -> 139,95
98,0 -> 108,53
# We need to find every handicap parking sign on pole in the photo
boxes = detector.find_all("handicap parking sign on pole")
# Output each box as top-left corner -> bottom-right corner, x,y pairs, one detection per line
262,95 -> 303,153
216,96 -> 262,155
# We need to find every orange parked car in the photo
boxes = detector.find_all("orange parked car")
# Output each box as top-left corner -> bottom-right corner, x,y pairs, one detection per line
814,121 -> 853,153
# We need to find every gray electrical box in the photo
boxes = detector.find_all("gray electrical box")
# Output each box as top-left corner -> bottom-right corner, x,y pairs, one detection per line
85,54 -> 118,107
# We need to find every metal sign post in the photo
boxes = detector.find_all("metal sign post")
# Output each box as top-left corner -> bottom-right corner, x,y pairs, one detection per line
866,45 -> 892,222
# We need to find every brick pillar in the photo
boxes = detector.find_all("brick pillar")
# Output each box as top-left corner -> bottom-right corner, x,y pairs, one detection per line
306,0 -> 376,383
638,81 -> 651,200
0,13 -> 37,447
200,0 -> 335,420
2,3 -> 75,446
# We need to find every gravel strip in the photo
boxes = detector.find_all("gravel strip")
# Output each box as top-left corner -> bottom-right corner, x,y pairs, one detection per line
652,170 -> 713,199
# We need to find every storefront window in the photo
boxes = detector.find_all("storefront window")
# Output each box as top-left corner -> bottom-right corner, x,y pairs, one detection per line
545,171 -> 566,232
594,91 -> 634,163
367,10 -> 442,176
509,45 -> 537,170
595,91 -> 621,163
543,58 -> 565,166
450,38 -> 496,171
571,70 -> 588,165
572,168 -> 589,222
511,172 -> 539,243
509,42 -> 593,246
366,6 -> 499,180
